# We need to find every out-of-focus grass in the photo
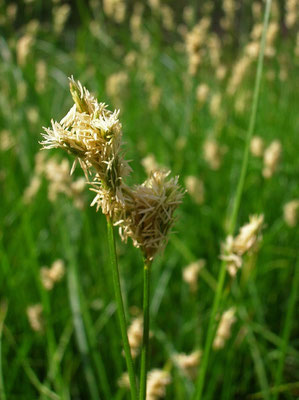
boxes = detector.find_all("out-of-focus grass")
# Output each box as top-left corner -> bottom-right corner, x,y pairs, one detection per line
0,1 -> 299,399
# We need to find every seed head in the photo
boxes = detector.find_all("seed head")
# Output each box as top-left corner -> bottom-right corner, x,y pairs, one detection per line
146,369 -> 171,400
119,171 -> 184,261
173,350 -> 202,379
220,215 -> 264,277
213,307 -> 236,349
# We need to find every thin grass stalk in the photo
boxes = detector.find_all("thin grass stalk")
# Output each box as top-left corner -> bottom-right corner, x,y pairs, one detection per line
194,1 -> 272,399
0,302 -> 7,400
234,284 -> 270,399
273,255 -> 299,400
4,327 -> 60,400
67,261 -> 101,400
58,203 -> 112,399
106,216 -> 138,400
139,261 -> 151,400
22,212 -> 64,397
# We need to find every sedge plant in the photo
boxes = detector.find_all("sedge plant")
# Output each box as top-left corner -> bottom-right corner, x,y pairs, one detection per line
194,0 -> 272,398
40,78 -> 184,399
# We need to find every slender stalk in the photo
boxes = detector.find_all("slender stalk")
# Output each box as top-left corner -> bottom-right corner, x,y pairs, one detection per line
139,261 -> 151,400
0,302 -> 7,400
67,261 -> 101,400
106,216 -> 138,400
228,0 -> 272,234
22,211 -> 64,397
194,1 -> 272,399
57,204 -> 103,400
273,255 -> 299,400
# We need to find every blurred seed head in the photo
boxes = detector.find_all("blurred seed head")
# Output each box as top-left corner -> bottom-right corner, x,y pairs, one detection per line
213,307 -> 236,349
283,200 -> 299,227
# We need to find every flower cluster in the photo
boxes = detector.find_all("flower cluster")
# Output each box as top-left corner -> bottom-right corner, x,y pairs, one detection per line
213,307 -> 236,350
41,78 -> 183,261
220,214 -> 264,277
119,171 -> 185,261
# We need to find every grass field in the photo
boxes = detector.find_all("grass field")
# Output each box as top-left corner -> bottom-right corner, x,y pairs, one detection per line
1,0 -> 299,399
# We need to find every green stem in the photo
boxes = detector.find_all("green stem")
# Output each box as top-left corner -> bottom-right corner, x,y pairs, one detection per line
139,261 -> 151,400
194,1 -> 272,399
228,0 -> 272,234
58,205 -> 102,400
106,217 -> 138,400
67,261 -> 101,400
273,256 -> 299,400
0,302 -> 7,400
194,259 -> 227,399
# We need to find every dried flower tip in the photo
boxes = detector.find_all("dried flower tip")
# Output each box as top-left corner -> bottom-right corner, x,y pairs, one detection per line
203,139 -> 225,170
127,316 -> 143,358
185,176 -> 204,205
233,214 -> 264,255
120,170 -> 184,261
173,350 -> 202,379
250,136 -> 264,157
220,235 -> 243,277
213,307 -> 236,350
220,215 -> 264,277
263,140 -> 281,178
26,304 -> 44,332
117,372 -> 130,389
40,259 -> 65,290
146,369 -> 171,400
141,154 -> 160,175
196,84 -> 209,105
283,200 -> 299,227
183,259 -> 206,292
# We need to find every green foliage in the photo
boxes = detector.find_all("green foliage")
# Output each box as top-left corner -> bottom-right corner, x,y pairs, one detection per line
0,1 -> 298,399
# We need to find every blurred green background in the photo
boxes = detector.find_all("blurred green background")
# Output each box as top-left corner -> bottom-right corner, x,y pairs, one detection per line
0,0 -> 299,399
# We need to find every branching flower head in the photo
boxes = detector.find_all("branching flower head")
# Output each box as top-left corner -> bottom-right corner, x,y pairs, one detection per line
40,77 -> 184,259
41,77 -> 131,216
119,170 -> 184,261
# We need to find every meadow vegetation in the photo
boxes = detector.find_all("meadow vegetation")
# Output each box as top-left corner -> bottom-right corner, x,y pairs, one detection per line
0,0 -> 299,399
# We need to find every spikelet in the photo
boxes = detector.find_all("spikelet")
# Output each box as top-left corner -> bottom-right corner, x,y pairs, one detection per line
41,77 -> 131,217
40,259 -> 65,290
183,259 -> 206,292
119,171 -> 184,261
173,350 -> 202,379
117,372 -> 130,389
106,71 -> 128,107
185,176 -> 204,205
283,200 -> 299,227
127,316 -> 143,358
203,139 -> 224,170
262,140 -> 282,178
26,304 -> 43,332
220,215 -> 264,277
213,307 -> 236,349
142,154 -> 160,175
146,369 -> 171,400
196,84 -> 209,106
250,136 -> 264,157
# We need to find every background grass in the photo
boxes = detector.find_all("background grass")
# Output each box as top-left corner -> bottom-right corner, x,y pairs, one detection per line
1,0 -> 299,399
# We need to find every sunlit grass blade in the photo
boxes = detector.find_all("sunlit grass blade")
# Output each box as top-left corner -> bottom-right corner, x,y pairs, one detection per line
194,1 -> 273,398
106,216 -> 138,400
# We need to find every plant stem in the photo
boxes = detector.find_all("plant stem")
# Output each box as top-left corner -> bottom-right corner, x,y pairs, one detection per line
0,302 -> 7,400
67,260 -> 101,400
273,255 -> 299,400
194,1 -> 272,399
228,0 -> 272,234
139,261 -> 151,400
106,216 -> 138,400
